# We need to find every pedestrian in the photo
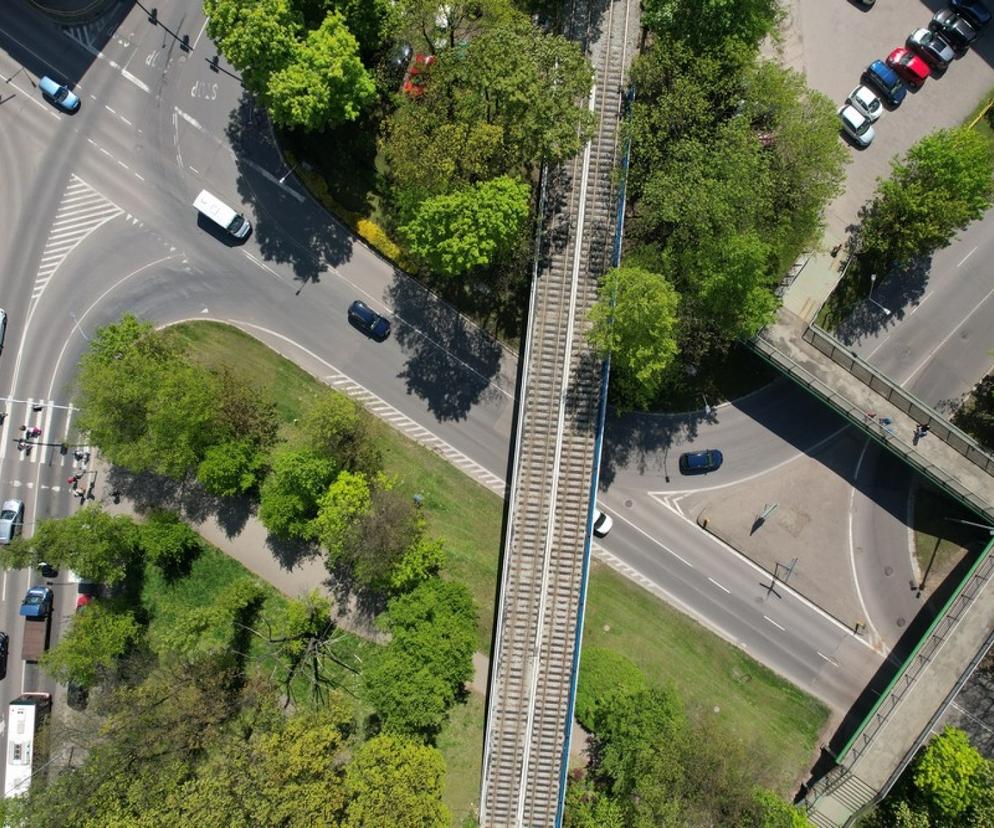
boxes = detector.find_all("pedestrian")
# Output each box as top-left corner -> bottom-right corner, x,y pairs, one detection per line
28,426 -> 41,438
67,474 -> 81,489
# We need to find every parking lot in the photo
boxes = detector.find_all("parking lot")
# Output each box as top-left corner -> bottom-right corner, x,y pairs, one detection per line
777,0 -> 994,242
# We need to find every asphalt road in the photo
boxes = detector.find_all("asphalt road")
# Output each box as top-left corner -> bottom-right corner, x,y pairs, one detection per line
5,0 -> 992,791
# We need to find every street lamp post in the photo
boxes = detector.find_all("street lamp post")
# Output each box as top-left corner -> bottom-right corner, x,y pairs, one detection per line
869,273 -> 892,316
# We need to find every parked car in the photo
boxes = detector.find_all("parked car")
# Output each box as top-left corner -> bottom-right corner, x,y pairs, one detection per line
678,449 -> 724,475
846,85 -> 883,122
592,508 -> 613,538
886,47 -> 931,89
37,562 -> 58,579
19,587 -> 53,619
66,681 -> 88,711
863,60 -> 907,107
347,300 -> 391,340
38,76 -> 80,113
930,9 -> 978,50
950,0 -> 992,29
908,27 -> 956,69
838,104 -> 875,147
0,632 -> 8,680
0,499 -> 24,545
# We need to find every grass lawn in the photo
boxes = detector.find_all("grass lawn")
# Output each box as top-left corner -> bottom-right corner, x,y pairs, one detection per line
142,541 -> 371,709
436,692 -> 485,827
583,562 -> 828,793
912,483 -> 989,594
167,320 -> 830,812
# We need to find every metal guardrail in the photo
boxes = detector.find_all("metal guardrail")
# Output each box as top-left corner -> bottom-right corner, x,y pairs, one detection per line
803,324 -> 994,477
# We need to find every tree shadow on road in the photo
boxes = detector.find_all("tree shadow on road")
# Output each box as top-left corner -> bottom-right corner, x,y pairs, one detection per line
387,273 -> 508,422
225,95 -> 357,290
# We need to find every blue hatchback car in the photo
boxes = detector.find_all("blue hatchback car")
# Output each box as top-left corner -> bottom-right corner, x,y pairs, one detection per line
39,76 -> 80,113
679,449 -> 724,475
863,60 -> 907,107
19,587 -> 53,619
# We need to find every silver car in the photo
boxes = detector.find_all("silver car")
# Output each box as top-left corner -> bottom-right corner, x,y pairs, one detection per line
908,28 -> 956,69
0,500 -> 24,545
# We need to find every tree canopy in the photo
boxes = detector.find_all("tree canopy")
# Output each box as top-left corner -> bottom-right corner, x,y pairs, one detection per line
41,604 -> 140,687
642,0 -> 782,49
859,127 -> 994,268
401,176 -> 531,277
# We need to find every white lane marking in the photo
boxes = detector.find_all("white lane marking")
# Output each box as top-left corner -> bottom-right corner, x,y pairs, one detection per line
2,572 -> 5,602
188,166 -> 200,175
175,107 -> 203,131
910,291 -> 932,315
242,252 -> 286,283
708,577 -> 731,594
652,494 -> 880,651
120,116 -> 132,126
764,615 -> 786,632
817,651 -> 840,667
191,17 -> 210,51
847,439 -> 883,645
957,246 -> 978,267
901,279 -> 994,385
104,105 -> 116,115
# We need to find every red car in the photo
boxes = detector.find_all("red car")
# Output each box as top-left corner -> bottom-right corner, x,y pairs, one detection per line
886,47 -> 930,89
401,54 -> 436,99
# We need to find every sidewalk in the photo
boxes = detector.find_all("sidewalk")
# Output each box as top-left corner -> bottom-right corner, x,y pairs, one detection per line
783,248 -> 848,324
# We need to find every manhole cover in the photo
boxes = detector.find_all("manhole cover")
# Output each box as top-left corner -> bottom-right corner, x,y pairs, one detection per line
602,624 -> 611,633
625,499 -> 632,508
897,617 -> 906,627
884,566 -> 893,576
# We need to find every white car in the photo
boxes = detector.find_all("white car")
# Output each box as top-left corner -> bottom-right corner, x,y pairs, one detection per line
0,500 -> 23,545
838,104 -> 875,148
908,27 -> 956,69
592,508 -> 613,537
846,85 -> 883,122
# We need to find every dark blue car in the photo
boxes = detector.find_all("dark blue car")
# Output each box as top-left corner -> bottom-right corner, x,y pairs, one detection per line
679,449 -> 724,475
19,587 -> 53,619
347,300 -> 391,340
950,0 -> 991,30
863,60 -> 907,107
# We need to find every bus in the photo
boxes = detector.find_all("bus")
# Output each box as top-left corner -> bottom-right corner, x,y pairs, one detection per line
4,693 -> 51,798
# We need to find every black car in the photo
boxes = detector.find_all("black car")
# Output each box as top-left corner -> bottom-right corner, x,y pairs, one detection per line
0,632 -> 8,680
67,681 -> 88,711
38,561 -> 58,579
678,449 -> 724,475
347,300 -> 391,340
930,9 -> 978,50
950,0 -> 992,29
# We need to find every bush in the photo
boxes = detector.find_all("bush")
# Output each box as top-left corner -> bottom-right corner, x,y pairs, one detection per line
574,648 -> 648,730
140,510 -> 202,578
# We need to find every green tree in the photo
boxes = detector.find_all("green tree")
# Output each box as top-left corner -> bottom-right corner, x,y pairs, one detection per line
364,579 -> 476,737
389,534 -> 445,594
642,0 -> 782,49
197,439 -> 267,497
3,506 -> 138,585
588,267 -> 680,410
214,367 -> 280,450
258,448 -> 338,539
750,788 -> 811,827
860,127 -> 994,267
205,0 -> 301,94
390,0 -> 522,52
300,391 -> 380,474
913,726 -> 990,822
139,510 -> 202,575
574,648 -> 648,730
383,19 -> 594,196
41,604 -> 139,687
313,469 -> 372,561
267,12 -> 375,131
344,733 -> 450,828
564,775 -> 626,828
401,177 -> 531,277
342,484 -> 421,589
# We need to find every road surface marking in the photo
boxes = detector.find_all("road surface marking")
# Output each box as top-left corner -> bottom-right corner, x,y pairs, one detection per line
708,577 -> 730,594
192,17 -> 211,52
847,439 -> 884,646
909,291 -> 932,315
957,246 -> 978,267
816,651 -> 839,667
242,252 -> 286,283
763,615 -> 786,632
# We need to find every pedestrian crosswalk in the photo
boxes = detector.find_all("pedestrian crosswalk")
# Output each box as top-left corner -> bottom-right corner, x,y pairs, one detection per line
33,175 -> 122,302
0,398 -> 90,488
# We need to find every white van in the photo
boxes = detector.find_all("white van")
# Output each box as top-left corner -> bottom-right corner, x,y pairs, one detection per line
193,190 -> 251,239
